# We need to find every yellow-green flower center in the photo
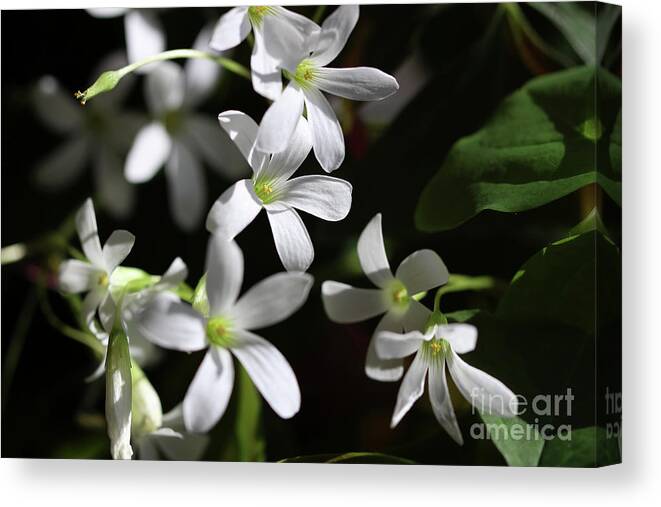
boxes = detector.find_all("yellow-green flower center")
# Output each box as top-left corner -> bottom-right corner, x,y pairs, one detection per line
98,273 -> 109,287
294,59 -> 318,89
422,338 -> 448,365
163,109 -> 184,135
248,6 -> 276,27
388,280 -> 409,313
253,177 -> 280,204
206,316 -> 234,348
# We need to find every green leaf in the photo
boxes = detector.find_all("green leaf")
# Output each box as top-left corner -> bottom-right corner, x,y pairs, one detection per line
497,229 -> 620,336
479,412 -> 545,466
416,66 -> 621,232
234,364 -> 266,462
529,2 -> 596,64
279,452 -> 415,464
539,426 -> 620,467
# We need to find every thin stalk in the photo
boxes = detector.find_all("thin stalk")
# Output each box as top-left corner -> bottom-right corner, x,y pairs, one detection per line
312,5 -> 327,23
434,274 -> 499,312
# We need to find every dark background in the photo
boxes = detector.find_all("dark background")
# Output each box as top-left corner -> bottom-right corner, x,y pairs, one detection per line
1,4 -> 621,462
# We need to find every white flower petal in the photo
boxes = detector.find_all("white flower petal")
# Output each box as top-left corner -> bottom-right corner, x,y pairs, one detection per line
158,257 -> 188,288
99,291 -> 116,334
265,204 -> 313,272
217,110 -> 268,174
32,76 -> 83,134
357,213 -> 394,289
260,13 -> 309,73
154,430 -> 209,461
145,61 -> 186,115
93,147 -> 135,220
123,291 -> 207,352
82,287 -> 107,333
396,249 -> 449,295
274,6 -> 321,52
165,140 -> 206,232
311,5 -> 360,67
87,7 -> 128,18
124,122 -> 172,183
314,67 -> 399,101
185,114 -> 249,179
251,26 -> 283,101
185,23 -> 220,108
58,260 -> 100,293
303,87 -> 344,172
401,298 -> 432,333
436,323 -> 478,354
391,349 -> 427,427
280,175 -> 352,221
105,331 -> 133,459
446,348 -> 518,417
256,82 -> 304,154
429,358 -> 463,445
232,272 -> 313,330
205,179 -> 262,238
102,230 -> 135,273
321,281 -> 388,323
210,6 -> 250,51
260,116 -> 312,182
75,198 -> 104,269
205,236 -> 244,316
375,330 -> 426,360
365,311 -> 404,382
231,330 -> 300,419
125,9 -> 166,71
183,347 -> 235,433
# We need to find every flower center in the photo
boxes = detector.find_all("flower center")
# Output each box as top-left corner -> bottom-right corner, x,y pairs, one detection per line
294,59 -> 318,89
98,273 -> 109,287
253,177 -> 279,204
387,280 -> 409,313
248,6 -> 276,27
206,316 -> 234,348
163,109 -> 183,135
422,338 -> 448,365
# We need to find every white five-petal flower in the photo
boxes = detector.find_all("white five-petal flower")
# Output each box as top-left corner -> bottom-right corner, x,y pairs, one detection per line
124,27 -> 248,231
32,53 -> 141,219
125,236 -> 313,433
206,110 -> 352,272
256,5 -> 399,172
58,198 -> 135,338
210,5 -> 320,101
376,322 -> 518,445
321,213 -> 449,381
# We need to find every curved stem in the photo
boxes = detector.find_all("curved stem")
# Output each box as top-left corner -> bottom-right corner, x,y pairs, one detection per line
119,49 -> 251,79
434,274 -> 500,312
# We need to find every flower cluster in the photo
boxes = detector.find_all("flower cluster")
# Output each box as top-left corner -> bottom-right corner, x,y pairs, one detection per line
50,5 -> 514,459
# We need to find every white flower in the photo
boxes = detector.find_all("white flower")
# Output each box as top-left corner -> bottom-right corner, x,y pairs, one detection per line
124,27 -> 249,231
124,236 -> 313,433
376,322 -> 518,445
321,213 -> 449,382
87,8 -> 165,72
105,328 -> 133,459
132,370 -> 209,461
32,53 -> 141,219
256,5 -> 399,172
58,198 -> 135,338
210,6 -> 320,101
206,110 -> 352,272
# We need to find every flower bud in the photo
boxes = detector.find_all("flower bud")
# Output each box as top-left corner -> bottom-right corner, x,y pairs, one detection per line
105,329 -> 133,459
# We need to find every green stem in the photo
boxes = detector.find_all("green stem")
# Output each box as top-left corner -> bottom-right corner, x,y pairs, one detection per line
312,5 -> 327,23
76,49 -> 251,104
37,282 -> 104,357
434,274 -> 499,312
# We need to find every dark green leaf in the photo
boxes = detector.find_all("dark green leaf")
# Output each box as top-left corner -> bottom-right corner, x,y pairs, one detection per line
479,412 -> 545,466
529,2 -> 596,64
416,66 -> 621,232
539,426 -> 620,467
